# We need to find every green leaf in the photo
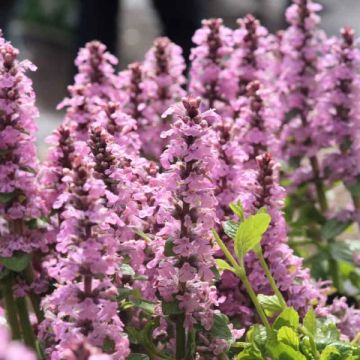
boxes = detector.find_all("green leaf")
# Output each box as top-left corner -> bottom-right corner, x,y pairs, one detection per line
273,307 -> 299,331
303,308 -> 316,337
224,220 -> 239,239
131,299 -> 155,315
0,253 -> 31,272
162,300 -> 182,316
277,326 -> 299,349
321,219 -> 351,241
0,192 -> 17,204
210,314 -> 233,343
164,238 -> 175,257
119,263 -> 135,277
103,337 -> 115,354
348,182 -> 360,198
126,354 -> 150,360
118,287 -> 142,301
257,294 -> 282,317
320,345 -> 340,360
266,339 -> 306,360
215,259 -> 235,274
230,201 -> 244,221
235,213 -> 271,260
330,240 -> 360,264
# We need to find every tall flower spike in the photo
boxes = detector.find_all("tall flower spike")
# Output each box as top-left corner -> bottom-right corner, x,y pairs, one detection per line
189,18 -> 236,116
278,0 -> 324,160
236,81 -> 280,167
232,14 -> 275,96
43,154 -> 130,359
156,97 -> 232,357
245,153 -> 325,314
0,34 -> 45,256
41,125 -> 75,211
141,37 -> 186,158
316,28 -> 360,202
74,40 -> 120,101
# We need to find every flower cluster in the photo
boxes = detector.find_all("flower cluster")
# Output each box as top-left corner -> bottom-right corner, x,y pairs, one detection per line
155,97 -> 231,356
0,34 -> 45,257
42,152 -> 130,359
2,1 -> 360,358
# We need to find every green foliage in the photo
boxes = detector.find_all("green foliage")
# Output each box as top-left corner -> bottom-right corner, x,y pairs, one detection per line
234,213 -> 271,260
0,252 -> 31,272
257,294 -> 283,317
233,305 -> 360,359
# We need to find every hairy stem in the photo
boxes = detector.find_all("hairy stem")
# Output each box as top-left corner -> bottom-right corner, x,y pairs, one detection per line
175,314 -> 186,360
22,264 -> 44,322
1,274 -> 21,340
15,296 -> 37,350
256,249 -> 287,308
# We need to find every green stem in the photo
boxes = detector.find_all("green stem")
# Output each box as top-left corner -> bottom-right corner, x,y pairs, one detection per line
15,296 -> 37,350
237,268 -> 273,335
256,249 -> 287,308
212,230 -> 273,334
175,314 -> 186,360
23,264 -> 44,322
329,254 -> 341,293
309,156 -> 328,213
1,274 -> 21,340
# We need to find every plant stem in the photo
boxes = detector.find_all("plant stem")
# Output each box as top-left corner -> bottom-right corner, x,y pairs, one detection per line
1,274 -> 21,340
175,314 -> 186,360
236,268 -> 273,335
22,264 -> 44,322
256,249 -> 287,308
212,230 -> 273,334
15,296 -> 37,350
309,156 -> 328,213
84,274 -> 92,296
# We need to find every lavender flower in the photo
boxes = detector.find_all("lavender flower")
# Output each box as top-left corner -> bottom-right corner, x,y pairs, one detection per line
0,34 -> 45,256
189,19 -> 236,115
141,37 -> 186,158
43,152 -> 129,359
155,97 -> 231,356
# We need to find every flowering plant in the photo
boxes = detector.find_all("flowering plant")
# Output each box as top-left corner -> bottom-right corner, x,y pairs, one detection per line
1,1 -> 360,359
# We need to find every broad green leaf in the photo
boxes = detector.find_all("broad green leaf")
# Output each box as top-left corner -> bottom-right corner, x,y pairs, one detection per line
330,240 -> 360,264
210,314 -> 233,343
224,220 -> 239,239
277,326 -> 299,349
348,182 -> 360,198
236,347 -> 263,360
235,213 -> 271,260
162,300 -> 182,316
266,339 -> 306,360
257,294 -> 282,317
0,192 -> 17,204
119,263 -> 135,277
118,287 -> 141,301
321,219 -> 351,241
230,201 -> 245,221
164,238 -> 175,257
246,325 -> 267,354
131,299 -> 155,315
0,253 -> 31,272
126,354 -> 150,360
303,308 -> 316,337
320,345 -> 341,360
215,259 -> 235,274
273,307 -> 299,331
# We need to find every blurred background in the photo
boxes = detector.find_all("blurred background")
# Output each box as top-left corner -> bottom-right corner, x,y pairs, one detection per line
1,0 -> 359,157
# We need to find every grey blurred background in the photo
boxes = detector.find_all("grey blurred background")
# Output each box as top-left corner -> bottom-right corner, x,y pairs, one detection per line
0,0 -> 358,157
